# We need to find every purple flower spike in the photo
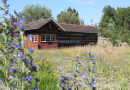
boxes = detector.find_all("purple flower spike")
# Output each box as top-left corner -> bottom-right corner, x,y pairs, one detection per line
32,65 -> 38,70
17,23 -> 24,29
22,18 -> 26,23
3,0 -> 8,3
25,76 -> 33,82
5,10 -> 9,14
5,4 -> 9,8
26,60 -> 30,65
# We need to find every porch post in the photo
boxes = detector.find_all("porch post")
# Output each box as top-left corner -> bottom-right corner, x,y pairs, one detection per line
37,34 -> 40,49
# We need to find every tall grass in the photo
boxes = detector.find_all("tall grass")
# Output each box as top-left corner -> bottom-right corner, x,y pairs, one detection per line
32,41 -> 130,90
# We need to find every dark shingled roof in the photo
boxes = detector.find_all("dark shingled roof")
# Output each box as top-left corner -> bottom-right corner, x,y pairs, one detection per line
24,18 -> 52,30
14,18 -> 102,33
59,23 -> 102,33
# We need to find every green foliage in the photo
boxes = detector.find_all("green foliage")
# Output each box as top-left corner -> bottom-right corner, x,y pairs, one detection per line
106,18 -> 118,45
57,7 -> 84,25
21,4 -> 52,24
99,5 -> 116,31
94,23 -> 98,29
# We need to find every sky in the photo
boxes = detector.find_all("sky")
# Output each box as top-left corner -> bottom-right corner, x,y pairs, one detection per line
0,0 -> 130,25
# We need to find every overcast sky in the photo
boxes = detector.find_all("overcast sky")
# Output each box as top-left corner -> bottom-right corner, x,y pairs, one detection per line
0,0 -> 130,25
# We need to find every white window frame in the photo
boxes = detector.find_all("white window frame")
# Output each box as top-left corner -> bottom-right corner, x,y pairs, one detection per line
32,34 -> 37,42
41,34 -> 56,42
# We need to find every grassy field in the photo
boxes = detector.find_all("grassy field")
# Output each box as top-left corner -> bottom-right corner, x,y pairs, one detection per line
1,40 -> 130,90
32,41 -> 130,90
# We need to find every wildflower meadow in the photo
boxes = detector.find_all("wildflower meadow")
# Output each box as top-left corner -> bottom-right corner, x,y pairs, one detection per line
0,0 -> 130,90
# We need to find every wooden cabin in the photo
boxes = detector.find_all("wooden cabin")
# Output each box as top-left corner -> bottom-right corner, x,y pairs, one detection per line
14,18 -> 102,49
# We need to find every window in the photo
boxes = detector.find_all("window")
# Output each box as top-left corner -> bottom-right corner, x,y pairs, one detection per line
33,35 -> 37,42
41,34 -> 56,42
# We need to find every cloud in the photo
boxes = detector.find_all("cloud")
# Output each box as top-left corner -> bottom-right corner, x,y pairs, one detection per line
70,0 -> 95,4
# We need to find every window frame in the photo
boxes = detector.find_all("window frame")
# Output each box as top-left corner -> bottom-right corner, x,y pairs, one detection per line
40,33 -> 56,42
32,34 -> 37,42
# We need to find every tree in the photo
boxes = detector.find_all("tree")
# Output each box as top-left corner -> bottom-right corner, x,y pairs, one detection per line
107,18 -> 118,45
57,7 -> 84,25
94,22 -> 98,29
21,4 -> 52,24
99,5 -> 116,32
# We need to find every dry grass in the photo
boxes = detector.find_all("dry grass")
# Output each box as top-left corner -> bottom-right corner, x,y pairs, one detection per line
33,40 -> 130,90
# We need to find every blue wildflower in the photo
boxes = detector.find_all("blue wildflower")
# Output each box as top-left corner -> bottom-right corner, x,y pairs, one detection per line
6,41 -> 10,45
25,76 -> 33,82
92,86 -> 96,90
10,86 -> 13,89
9,63 -> 13,66
22,18 -> 26,23
0,79 -> 3,82
83,82 -> 86,86
9,21 -> 12,25
35,78 -> 40,82
89,82 -> 93,86
84,72 -> 87,75
26,60 -> 30,65
87,66 -> 90,69
32,65 -> 38,70
12,44 -> 20,49
93,59 -> 95,62
3,0 -> 8,3
95,75 -> 97,77
26,34 -> 32,39
5,4 -> 9,7
86,60 -> 89,63
92,78 -> 95,82
18,54 -> 24,60
27,47 -> 34,52
15,61 -> 17,63
6,53 -> 9,56
15,33 -> 19,37
9,76 -> 14,80
73,73 -> 77,77
5,10 -> 9,14
9,68 -> 15,74
17,23 -> 24,29
9,33 -> 11,36
68,88 -> 72,90
61,86 -> 65,90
